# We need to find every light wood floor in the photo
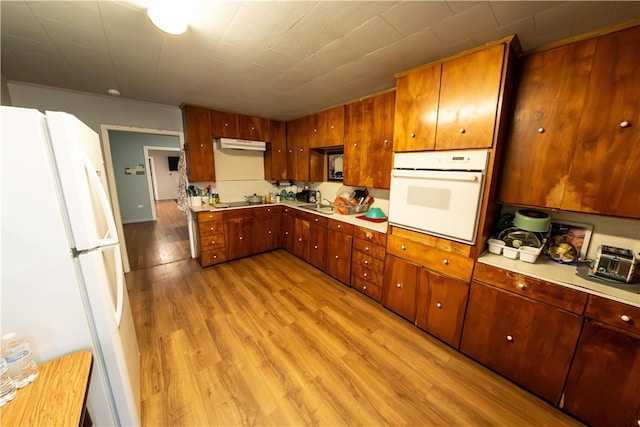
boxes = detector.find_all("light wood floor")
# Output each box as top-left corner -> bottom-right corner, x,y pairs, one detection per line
123,200 -> 191,270
126,250 -> 581,426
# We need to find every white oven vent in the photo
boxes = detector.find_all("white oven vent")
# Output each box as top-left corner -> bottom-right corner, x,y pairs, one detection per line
216,137 -> 266,151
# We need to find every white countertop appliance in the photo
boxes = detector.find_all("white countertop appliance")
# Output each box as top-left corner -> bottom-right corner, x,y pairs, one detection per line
0,106 -> 140,425
388,150 -> 489,244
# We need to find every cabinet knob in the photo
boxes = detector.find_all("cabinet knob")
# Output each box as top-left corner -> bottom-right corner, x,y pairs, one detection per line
396,283 -> 402,288
436,302 -> 442,309
299,148 -> 303,152
337,224 -> 341,229
620,120 -> 630,128
384,139 -> 389,144
537,127 -> 545,133
224,123 -> 229,127
365,246 -> 370,251
210,227 -> 214,231
268,230 -> 272,234
313,128 -> 318,133
314,245 -> 318,249
366,232 -> 372,239
401,245 -> 406,251
298,238 -> 303,242
363,273 -> 368,278
517,283 -> 526,290
239,236 -> 243,240
251,126 -> 255,130
289,149 -> 292,153
443,259 -> 449,265
331,125 -> 335,129
200,143 -> 204,147
211,241 -> 216,245
410,133 -> 416,138
363,286 -> 367,290
335,255 -> 339,259
364,260 -> 369,265
621,314 -> 631,322
277,149 -> 281,153
459,128 -> 466,134
315,218 -> 319,222
506,335 -> 514,342
213,255 -> 217,259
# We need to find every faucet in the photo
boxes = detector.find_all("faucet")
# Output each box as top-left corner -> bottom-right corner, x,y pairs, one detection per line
322,198 -> 334,209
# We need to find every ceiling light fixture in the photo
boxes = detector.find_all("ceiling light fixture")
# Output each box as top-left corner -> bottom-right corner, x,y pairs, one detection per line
147,0 -> 194,35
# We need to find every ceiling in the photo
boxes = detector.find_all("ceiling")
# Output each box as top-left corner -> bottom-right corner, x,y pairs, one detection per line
2,1 -> 640,121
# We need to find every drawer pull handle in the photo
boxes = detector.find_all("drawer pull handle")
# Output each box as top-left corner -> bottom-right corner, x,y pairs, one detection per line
537,127 -> 545,133
337,225 -> 341,229
517,283 -> 526,290
410,133 -> 416,138
365,246 -> 370,251
621,314 -> 631,322
363,273 -> 368,278
210,227 -> 214,231
506,335 -> 514,342
401,245 -> 406,250
213,255 -> 217,259
363,286 -> 367,290
364,260 -> 369,265
620,120 -> 630,128
315,218 -> 319,222
211,241 -> 216,245
436,302 -> 442,309
366,232 -> 372,239
396,283 -> 402,288
459,128 -> 466,134
443,259 -> 449,265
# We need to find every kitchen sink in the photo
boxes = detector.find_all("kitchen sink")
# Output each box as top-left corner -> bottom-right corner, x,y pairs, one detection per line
299,204 -> 334,215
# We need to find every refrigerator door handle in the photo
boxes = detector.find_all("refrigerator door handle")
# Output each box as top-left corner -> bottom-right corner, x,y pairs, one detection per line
81,152 -> 119,246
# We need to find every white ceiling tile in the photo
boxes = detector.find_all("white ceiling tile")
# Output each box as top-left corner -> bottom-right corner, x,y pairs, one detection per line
0,1 -> 49,40
210,42 -> 255,68
103,24 -> 161,54
160,36 -> 213,62
534,2 -> 579,36
97,1 -> 159,38
37,17 -> 109,51
489,1 -> 535,26
27,1 -> 101,27
381,2 -> 454,36
445,1 -> 483,14
430,2 -> 500,45
612,1 -> 640,22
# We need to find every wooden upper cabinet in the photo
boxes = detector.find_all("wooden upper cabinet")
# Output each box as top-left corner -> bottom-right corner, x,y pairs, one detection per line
500,40 -> 597,209
286,116 -> 310,181
562,25 -> 640,218
211,110 -> 238,138
393,64 -> 441,152
435,44 -> 505,150
182,105 -> 215,182
309,106 -> 344,148
238,114 -> 270,141
344,91 -> 395,189
264,120 -> 287,181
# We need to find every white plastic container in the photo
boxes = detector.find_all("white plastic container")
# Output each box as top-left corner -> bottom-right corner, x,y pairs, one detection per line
518,241 -> 545,263
1,333 -> 38,388
487,238 -> 505,255
0,358 -> 17,407
502,246 -> 519,259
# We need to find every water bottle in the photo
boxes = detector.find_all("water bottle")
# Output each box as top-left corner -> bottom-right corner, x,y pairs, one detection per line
0,358 -> 17,407
1,333 -> 38,388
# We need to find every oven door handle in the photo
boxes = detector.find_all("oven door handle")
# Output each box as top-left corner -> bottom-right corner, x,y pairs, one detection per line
392,169 -> 482,183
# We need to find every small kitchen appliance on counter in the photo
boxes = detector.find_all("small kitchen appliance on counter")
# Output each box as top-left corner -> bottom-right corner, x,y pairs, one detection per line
591,245 -> 637,283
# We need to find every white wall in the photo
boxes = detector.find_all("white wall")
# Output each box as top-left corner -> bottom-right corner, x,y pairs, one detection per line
149,150 -> 180,200
7,81 -> 182,134
1,75 -> 12,106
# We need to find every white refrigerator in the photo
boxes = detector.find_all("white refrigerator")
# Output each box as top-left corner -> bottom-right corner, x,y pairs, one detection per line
0,106 -> 141,426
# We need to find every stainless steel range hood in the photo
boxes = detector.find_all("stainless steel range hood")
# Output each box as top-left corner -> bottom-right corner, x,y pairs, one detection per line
216,137 -> 266,151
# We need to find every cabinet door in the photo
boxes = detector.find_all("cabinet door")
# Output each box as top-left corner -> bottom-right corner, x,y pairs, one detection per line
500,40 -> 596,208
255,213 -> 281,253
326,230 -> 352,284
286,117 -> 310,181
460,282 -> 583,404
238,114 -> 270,141
307,223 -> 327,271
211,110 -> 238,138
435,44 -> 505,150
310,106 -> 344,148
562,321 -> 640,426
368,90 -> 395,189
393,64 -> 441,152
382,255 -> 419,322
415,270 -> 469,349
265,120 -> 287,181
182,105 -> 215,182
293,217 -> 310,260
343,97 -> 372,186
562,26 -> 640,217
224,217 -> 255,260
281,210 -> 295,252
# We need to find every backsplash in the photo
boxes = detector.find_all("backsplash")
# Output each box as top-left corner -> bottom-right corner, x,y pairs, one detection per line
502,205 -> 640,261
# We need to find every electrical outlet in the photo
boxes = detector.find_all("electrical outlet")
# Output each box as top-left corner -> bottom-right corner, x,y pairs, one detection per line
137,204 -> 144,208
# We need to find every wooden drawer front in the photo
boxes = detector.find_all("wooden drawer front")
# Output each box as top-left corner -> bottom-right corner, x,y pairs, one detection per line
461,281 -> 583,404
223,208 -> 254,220
197,211 -> 223,222
351,275 -> 382,302
351,250 -> 384,274
253,205 -> 281,216
200,234 -> 225,251
352,238 -> 385,260
201,248 -> 227,266
198,220 -> 224,237
387,234 -> 474,282
351,263 -> 383,288
585,295 -> 640,335
296,210 -> 329,227
473,263 -> 588,314
353,226 -> 387,246
328,219 -> 354,234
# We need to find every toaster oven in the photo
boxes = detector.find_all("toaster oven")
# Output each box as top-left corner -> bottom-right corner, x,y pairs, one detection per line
592,245 -> 637,283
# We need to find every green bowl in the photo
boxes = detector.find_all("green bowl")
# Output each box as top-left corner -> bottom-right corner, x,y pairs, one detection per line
365,207 -> 386,219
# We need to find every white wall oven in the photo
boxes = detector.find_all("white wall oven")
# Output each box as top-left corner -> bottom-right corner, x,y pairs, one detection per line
388,150 -> 489,244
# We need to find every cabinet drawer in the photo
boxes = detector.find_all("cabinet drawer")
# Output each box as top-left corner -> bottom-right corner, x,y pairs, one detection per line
387,234 -> 474,282
223,209 -> 254,219
353,226 -> 387,246
198,220 -> 224,237
197,211 -> 223,222
351,250 -> 384,274
328,219 -> 354,234
473,263 -> 587,314
201,248 -> 226,266
585,295 -> 640,335
200,234 -> 225,251
253,205 -> 281,216
351,263 -> 383,288
353,239 -> 385,260
351,276 -> 382,302
295,209 -> 328,227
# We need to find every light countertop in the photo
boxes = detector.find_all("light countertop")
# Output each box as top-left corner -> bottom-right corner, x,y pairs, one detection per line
190,200 -> 388,234
478,252 -> 640,308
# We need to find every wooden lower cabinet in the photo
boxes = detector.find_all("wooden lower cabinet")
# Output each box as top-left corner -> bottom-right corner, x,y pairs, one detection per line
325,220 -> 353,285
224,211 -> 255,260
382,254 -> 419,322
196,211 -> 226,266
254,207 -> 281,253
415,270 -> 468,349
307,222 -> 327,271
281,208 -> 295,252
460,281 -> 583,404
350,227 -> 386,301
